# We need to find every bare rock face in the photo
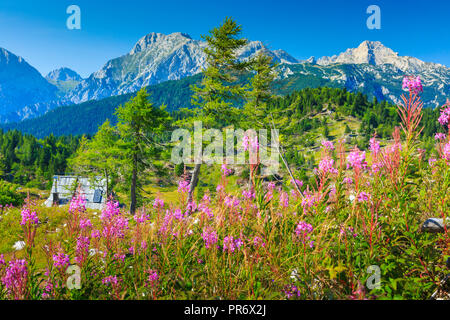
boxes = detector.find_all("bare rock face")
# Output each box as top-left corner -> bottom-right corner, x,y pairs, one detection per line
0,48 -> 60,123
421,218 -> 450,233
67,32 -> 299,104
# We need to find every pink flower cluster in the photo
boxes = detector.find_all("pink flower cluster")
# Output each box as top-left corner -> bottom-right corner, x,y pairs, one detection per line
75,236 -> 90,265
221,163 -> 232,177
146,269 -> 159,287
253,236 -> 266,248
153,197 -> 164,209
402,75 -> 423,95
369,137 -> 380,155
69,193 -> 86,213
443,142 -> 450,162
242,189 -> 255,200
357,192 -> 370,203
435,133 -> 446,141
347,148 -> 366,170
1,259 -> 28,299
321,140 -> 334,151
343,177 -> 353,185
101,200 -> 129,241
243,135 -> 259,152
279,191 -> 289,208
223,236 -> 243,253
20,208 -> 39,226
318,158 -> 338,175
52,252 -> 70,269
102,275 -> 119,285
79,218 -> 92,230
199,194 -> 214,219
295,221 -> 314,247
438,101 -> 450,127
178,180 -> 189,193
201,227 -> 218,249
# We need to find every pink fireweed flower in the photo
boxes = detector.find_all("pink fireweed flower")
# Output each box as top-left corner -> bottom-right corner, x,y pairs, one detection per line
100,199 -> 121,220
291,179 -> 303,188
146,269 -> 159,286
185,201 -> 197,214
221,163 -> 232,177
295,221 -> 313,245
91,229 -> 101,238
250,136 -> 259,152
153,197 -> 164,209
224,195 -> 241,209
343,177 -> 353,185
318,157 -> 338,175
279,191 -> 289,208
1,259 -> 28,299
301,192 -> 317,209
369,137 -> 380,155
216,184 -> 224,193
102,275 -> 119,286
242,135 -> 250,151
321,140 -> 334,151
199,196 -> 214,219
79,218 -> 92,230
75,236 -> 90,265
253,236 -> 266,248
347,148 -> 366,170
101,200 -> 129,243
52,252 -> 70,269
113,254 -> 126,263
371,163 -> 382,174
435,133 -> 446,141
357,192 -> 370,203
242,189 -> 255,200
20,208 -> 38,226
443,142 -> 450,162
402,75 -> 423,95
69,193 -> 86,214
223,236 -> 243,254
178,180 -> 189,193
134,212 -> 150,224
438,100 -> 450,127
201,227 -> 218,249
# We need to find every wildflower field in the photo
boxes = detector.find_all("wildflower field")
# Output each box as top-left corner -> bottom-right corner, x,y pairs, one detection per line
0,75 -> 449,300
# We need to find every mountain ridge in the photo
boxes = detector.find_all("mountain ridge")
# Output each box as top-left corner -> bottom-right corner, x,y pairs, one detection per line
0,37 -> 449,124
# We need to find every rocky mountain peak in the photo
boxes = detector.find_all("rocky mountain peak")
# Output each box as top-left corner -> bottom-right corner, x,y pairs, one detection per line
45,67 -> 83,82
130,32 -> 194,54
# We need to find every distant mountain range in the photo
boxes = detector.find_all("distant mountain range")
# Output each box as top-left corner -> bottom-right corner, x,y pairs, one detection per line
0,33 -> 449,126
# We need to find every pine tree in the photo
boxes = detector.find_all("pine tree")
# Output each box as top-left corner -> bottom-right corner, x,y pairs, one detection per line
186,17 -> 249,202
115,88 -> 170,214
242,52 -> 278,129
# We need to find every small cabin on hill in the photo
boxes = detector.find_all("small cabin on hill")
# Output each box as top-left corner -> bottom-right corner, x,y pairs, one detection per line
44,175 -> 107,210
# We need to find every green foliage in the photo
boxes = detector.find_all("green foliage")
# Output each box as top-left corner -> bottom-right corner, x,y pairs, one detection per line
68,120 -> 121,195
115,88 -> 170,213
174,163 -> 184,177
190,17 -> 250,128
0,129 -> 80,188
0,180 -> 24,208
242,52 -> 278,129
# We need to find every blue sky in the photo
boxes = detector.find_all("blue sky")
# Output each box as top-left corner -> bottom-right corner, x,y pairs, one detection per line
0,0 -> 449,78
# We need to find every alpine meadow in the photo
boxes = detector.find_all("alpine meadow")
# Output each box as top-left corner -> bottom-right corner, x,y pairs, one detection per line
0,7 -> 449,302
